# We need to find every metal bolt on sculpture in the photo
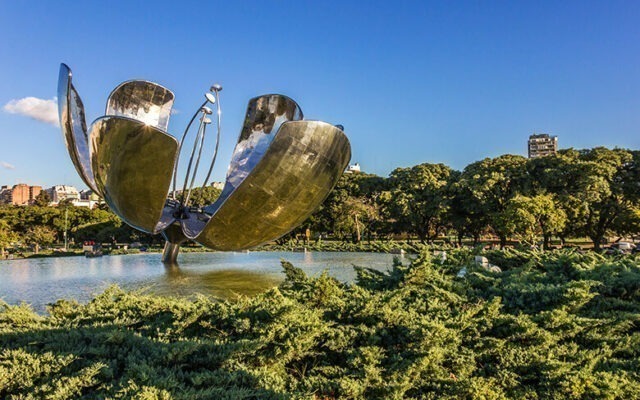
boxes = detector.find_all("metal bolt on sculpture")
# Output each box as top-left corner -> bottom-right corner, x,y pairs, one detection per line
57,64 -> 351,264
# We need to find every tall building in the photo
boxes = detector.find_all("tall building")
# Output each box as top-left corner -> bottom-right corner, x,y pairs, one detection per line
46,185 -> 80,203
30,186 -> 42,201
11,184 -> 30,204
0,184 -> 43,205
528,134 -> 558,158
0,186 -> 11,204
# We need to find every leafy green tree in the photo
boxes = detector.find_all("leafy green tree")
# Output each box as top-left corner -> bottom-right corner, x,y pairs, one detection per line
71,210 -> 124,243
385,163 -> 453,243
332,196 -> 380,243
571,148 -> 634,249
447,170 -> 489,245
457,155 -> 528,247
187,186 -> 222,208
3,206 -> 57,243
611,149 -> 640,239
525,150 -> 583,243
33,190 -> 51,207
25,225 -> 56,254
612,206 -> 640,239
0,219 -> 18,258
308,173 -> 386,240
501,194 -> 567,249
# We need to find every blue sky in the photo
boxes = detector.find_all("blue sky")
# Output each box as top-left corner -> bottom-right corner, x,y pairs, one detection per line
0,1 -> 638,189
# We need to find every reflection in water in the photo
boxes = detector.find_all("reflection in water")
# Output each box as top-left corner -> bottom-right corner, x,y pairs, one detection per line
304,251 -> 313,264
0,251 -> 399,313
158,265 -> 281,298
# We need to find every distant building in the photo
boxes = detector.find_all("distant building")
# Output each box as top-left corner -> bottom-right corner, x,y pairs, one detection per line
10,184 -> 29,205
0,183 -> 43,205
30,186 -> 42,202
79,189 -> 100,201
46,185 -> 80,203
528,134 -> 558,158
69,199 -> 99,209
345,162 -> 361,174
0,186 -> 8,203
211,182 -> 224,190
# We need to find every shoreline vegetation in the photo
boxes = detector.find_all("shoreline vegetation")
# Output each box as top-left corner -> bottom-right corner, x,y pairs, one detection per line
0,238 -> 600,261
1,248 -> 639,398
2,147 -> 640,260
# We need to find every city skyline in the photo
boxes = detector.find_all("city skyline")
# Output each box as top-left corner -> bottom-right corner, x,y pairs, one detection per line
1,1 -> 638,189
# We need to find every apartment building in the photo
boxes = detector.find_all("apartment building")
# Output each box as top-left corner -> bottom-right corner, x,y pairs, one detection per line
0,184 -> 43,205
528,134 -> 558,158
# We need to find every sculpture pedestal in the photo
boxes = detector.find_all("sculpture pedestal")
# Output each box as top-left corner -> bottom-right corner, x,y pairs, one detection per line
162,241 -> 181,265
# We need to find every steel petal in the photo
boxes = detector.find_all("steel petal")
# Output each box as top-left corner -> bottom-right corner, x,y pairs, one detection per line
89,116 -> 178,233
106,80 -> 175,132
194,121 -> 350,250
57,64 -> 100,194
203,94 -> 303,216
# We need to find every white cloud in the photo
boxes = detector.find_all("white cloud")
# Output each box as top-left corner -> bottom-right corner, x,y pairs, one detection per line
1,161 -> 15,170
3,97 -> 59,127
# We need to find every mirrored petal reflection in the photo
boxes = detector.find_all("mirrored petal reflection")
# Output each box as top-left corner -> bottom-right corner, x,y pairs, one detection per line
202,94 -> 303,217
194,121 -> 351,250
106,81 -> 175,132
89,116 -> 178,233
57,64 -> 100,194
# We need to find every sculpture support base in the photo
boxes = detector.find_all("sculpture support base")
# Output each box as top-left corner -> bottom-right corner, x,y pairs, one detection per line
162,241 -> 181,265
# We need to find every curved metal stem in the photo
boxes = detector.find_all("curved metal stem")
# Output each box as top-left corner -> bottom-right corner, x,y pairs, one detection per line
180,117 -> 206,207
202,91 -> 222,187
172,99 -> 208,199
184,120 -> 208,206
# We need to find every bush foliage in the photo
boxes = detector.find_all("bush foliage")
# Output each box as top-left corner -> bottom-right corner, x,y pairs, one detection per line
1,249 -> 639,399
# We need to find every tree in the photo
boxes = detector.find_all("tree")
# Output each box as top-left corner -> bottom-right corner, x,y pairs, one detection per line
447,170 -> 489,245
524,150 -> 584,244
612,206 -> 640,240
570,148 -> 634,249
501,194 -> 567,249
25,225 -> 56,254
612,150 -> 640,240
457,155 -> 528,247
33,191 -> 51,207
385,163 -> 453,243
307,173 -> 387,240
332,196 -> 380,243
0,220 -> 18,258
187,186 -> 222,208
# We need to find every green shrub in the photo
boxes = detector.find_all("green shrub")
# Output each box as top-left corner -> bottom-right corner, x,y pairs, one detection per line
1,250 -> 639,398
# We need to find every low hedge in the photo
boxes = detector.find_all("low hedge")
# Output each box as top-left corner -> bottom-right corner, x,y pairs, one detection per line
1,249 -> 639,399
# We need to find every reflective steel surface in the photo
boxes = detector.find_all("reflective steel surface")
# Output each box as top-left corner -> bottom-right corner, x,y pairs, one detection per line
90,116 -> 178,233
57,64 -> 99,194
206,94 -> 303,215
195,121 -> 350,250
56,64 -> 351,261
106,80 -> 175,132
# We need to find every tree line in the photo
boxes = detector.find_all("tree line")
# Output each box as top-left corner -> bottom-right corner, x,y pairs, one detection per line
302,147 -> 640,249
0,186 -> 224,255
1,146 -> 638,254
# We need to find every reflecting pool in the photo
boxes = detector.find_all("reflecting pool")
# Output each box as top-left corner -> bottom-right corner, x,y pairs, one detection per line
0,251 -> 402,313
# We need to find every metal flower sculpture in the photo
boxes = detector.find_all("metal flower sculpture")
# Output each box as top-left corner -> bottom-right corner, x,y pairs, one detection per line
57,64 -> 351,263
